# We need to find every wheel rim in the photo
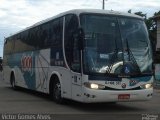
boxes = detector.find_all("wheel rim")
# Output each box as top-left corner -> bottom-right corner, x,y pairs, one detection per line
54,82 -> 61,100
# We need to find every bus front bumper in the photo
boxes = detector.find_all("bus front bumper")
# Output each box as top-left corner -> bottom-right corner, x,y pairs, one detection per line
82,88 -> 153,103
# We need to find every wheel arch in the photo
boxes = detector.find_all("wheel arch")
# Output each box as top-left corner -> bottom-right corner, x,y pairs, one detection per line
49,71 -> 62,94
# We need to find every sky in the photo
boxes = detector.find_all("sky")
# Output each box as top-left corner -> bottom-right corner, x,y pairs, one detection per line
0,0 -> 160,57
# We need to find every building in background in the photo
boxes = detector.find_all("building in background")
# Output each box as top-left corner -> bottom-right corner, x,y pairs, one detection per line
155,15 -> 160,51
154,15 -> 160,87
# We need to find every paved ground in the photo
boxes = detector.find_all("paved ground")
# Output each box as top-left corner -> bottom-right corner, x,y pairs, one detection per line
0,72 -> 160,120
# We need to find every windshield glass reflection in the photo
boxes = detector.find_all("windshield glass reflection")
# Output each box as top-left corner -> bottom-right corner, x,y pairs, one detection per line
80,14 -> 152,75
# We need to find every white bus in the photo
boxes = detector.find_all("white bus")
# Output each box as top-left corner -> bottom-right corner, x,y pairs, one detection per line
3,9 -> 153,103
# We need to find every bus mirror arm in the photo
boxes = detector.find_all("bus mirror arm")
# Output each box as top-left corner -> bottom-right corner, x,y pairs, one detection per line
77,28 -> 84,50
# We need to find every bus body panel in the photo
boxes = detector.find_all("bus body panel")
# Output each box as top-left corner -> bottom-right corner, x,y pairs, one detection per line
3,48 -> 73,98
68,75 -> 154,102
3,66 -> 12,84
82,88 -> 153,103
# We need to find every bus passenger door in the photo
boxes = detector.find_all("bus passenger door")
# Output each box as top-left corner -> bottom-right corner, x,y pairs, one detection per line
64,14 -> 83,101
67,33 -> 82,101
69,32 -> 83,101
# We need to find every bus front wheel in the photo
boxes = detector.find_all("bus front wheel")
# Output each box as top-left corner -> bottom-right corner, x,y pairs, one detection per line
50,77 -> 64,104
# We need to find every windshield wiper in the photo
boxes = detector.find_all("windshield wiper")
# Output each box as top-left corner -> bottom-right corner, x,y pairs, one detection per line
106,48 -> 119,73
106,36 -> 119,74
125,38 -> 141,73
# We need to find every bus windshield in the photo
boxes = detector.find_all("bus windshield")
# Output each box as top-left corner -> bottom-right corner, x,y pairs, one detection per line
80,14 -> 152,75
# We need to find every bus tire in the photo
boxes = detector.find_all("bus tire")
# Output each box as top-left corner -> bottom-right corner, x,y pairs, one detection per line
50,77 -> 64,104
10,73 -> 17,90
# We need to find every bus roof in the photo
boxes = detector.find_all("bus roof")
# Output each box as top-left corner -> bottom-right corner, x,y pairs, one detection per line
32,9 -> 143,27
6,9 -> 143,39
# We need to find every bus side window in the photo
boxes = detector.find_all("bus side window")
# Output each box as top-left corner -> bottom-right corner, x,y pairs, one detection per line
65,14 -> 80,72
49,18 -> 63,47
4,37 -> 15,55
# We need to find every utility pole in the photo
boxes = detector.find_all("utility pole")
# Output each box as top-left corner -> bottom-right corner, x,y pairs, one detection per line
102,0 -> 107,10
102,0 -> 105,9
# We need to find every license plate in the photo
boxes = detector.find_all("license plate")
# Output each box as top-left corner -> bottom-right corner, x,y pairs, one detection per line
118,94 -> 130,100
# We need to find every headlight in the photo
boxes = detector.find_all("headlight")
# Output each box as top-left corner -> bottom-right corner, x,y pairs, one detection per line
90,83 -> 99,89
140,83 -> 153,89
84,82 -> 105,90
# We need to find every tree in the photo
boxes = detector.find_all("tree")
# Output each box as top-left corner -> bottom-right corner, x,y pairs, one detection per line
134,11 -> 147,20
128,9 -> 132,13
147,11 -> 160,53
127,10 -> 160,59
0,57 -> 2,64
